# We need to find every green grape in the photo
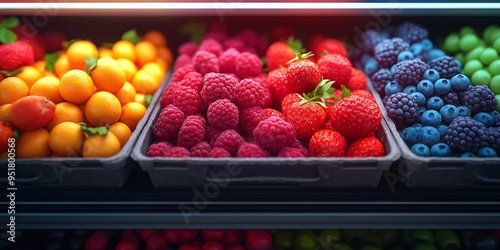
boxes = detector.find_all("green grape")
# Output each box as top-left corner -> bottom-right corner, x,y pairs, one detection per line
459,26 -> 476,37
489,60 -> 500,76
489,75 -> 500,94
465,46 -> 484,62
490,28 -> 500,44
493,38 -> 500,53
483,25 -> 498,44
479,48 -> 499,65
496,95 -> 500,112
443,33 -> 460,53
471,69 -> 492,86
463,59 -> 484,77
459,34 -> 480,52
454,53 -> 465,65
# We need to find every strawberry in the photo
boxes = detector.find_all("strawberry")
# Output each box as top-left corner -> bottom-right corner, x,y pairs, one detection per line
317,53 -> 352,89
0,41 -> 35,71
20,36 -> 46,61
0,123 -> 14,154
346,136 -> 385,157
308,129 -> 347,157
286,52 -> 322,94
41,31 -> 67,52
280,92 -> 301,115
268,68 -> 291,105
328,94 -> 382,139
352,89 -> 375,102
345,67 -> 367,91
265,37 -> 302,71
270,26 -> 295,42
314,38 -> 348,58
306,33 -> 325,54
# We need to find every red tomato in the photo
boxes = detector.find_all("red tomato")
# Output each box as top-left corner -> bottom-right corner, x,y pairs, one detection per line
85,230 -> 109,250
146,233 -> 169,250
180,229 -> 199,243
202,241 -> 223,250
225,243 -> 246,250
201,230 -> 226,241
245,230 -> 272,250
115,239 -> 139,250
179,245 -> 201,250
223,230 -> 242,245
163,230 -> 181,245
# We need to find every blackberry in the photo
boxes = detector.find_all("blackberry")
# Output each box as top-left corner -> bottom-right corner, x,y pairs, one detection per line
445,116 -> 489,153
396,22 -> 429,44
495,114 -> 500,127
393,58 -> 427,86
428,55 -> 461,79
374,38 -> 410,68
358,30 -> 387,53
443,90 -> 461,106
385,92 -> 420,125
460,85 -> 498,114
370,68 -> 394,94
486,127 -> 500,152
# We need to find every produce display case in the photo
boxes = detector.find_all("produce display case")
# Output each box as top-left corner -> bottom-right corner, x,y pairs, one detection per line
1,1 -> 500,247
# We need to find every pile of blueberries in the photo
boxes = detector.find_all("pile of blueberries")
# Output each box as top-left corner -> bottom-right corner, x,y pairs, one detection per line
352,22 -> 500,158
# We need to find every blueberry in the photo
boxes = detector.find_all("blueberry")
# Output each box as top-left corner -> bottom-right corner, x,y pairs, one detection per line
364,58 -> 379,76
403,85 -> 417,94
422,69 -> 440,83
390,64 -> 397,74
421,110 -> 442,127
437,124 -> 448,140
398,51 -> 414,62
400,127 -> 418,147
412,123 -> 423,129
490,110 -> 500,118
450,74 -> 471,91
431,143 -> 452,156
410,43 -> 424,55
460,152 -> 476,158
434,78 -> 452,95
477,147 -> 498,157
455,59 -> 462,70
384,81 -> 403,96
473,112 -> 495,127
409,92 -> 426,107
418,126 -> 441,147
429,49 -> 446,60
411,143 -> 430,156
419,38 -> 433,51
457,105 -> 472,117
361,55 -> 374,65
440,104 -> 459,124
417,80 -> 434,97
427,96 -> 445,111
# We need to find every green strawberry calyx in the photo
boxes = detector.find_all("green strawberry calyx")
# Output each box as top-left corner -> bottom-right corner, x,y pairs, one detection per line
122,29 -> 140,45
298,79 -> 336,108
79,122 -> 110,136
287,51 -> 314,65
285,36 -> 305,54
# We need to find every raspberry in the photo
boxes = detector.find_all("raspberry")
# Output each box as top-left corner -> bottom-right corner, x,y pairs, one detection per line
172,86 -> 203,116
153,104 -> 185,142
385,92 -> 420,125
179,71 -> 204,92
443,90 -> 461,106
345,67 -> 367,91
193,50 -> 220,75
233,78 -> 265,109
393,58 -> 427,86
178,42 -> 198,57
277,147 -> 307,158
428,55 -> 461,79
223,37 -> 246,52
460,85 -> 498,114
253,117 -> 297,155
205,126 -> 220,146
172,65 -> 196,82
238,29 -> 259,47
263,108 -> 286,120
213,129 -> 245,156
356,30 -> 386,53
374,38 -> 410,68
370,68 -> 394,94
235,52 -> 262,79
190,141 -> 211,157
237,142 -> 268,158
199,38 -> 223,56
396,22 -> 429,44
249,75 -> 273,108
239,106 -> 266,138
446,116 -> 489,153
200,72 -> 238,105
203,30 -> 227,43
178,115 -> 206,149
207,99 -> 239,131
160,81 -> 181,108
219,48 -> 240,74
317,53 -> 352,88
174,54 -> 192,71
209,147 -> 232,158
164,147 -> 191,158
147,142 -> 173,157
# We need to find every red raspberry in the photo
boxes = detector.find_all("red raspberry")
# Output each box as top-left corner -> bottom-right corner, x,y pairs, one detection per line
267,68 -> 291,105
345,68 -> 367,91
154,104 -> 185,142
207,99 -> 239,131
219,48 -> 240,74
164,147 -> 190,158
346,136 -> 385,157
237,142 -> 268,158
147,142 -> 173,157
314,38 -> 348,58
190,141 -> 212,157
172,86 -> 203,116
233,78 -> 265,109
178,42 -> 198,57
238,29 -> 259,47
263,108 -> 286,120
352,89 -> 375,102
235,52 -> 262,79
193,50 -> 220,75
239,106 -> 266,138
172,65 -> 196,82
213,129 -> 245,156
277,147 -> 307,158
174,54 -> 192,71
209,147 -> 231,158
160,81 -> 181,108
178,115 -> 206,150
309,129 -> 347,157
179,72 -> 204,92
199,38 -> 223,56
317,54 -> 352,89
223,38 -> 246,52
205,126 -> 221,146
253,117 -> 297,155
250,75 -> 273,108
289,138 -> 308,155
200,72 -> 238,105
203,31 -> 227,43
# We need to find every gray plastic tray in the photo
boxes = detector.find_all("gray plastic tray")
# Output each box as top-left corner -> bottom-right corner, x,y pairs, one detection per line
132,82 -> 401,188
368,81 -> 500,187
0,73 -> 171,188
